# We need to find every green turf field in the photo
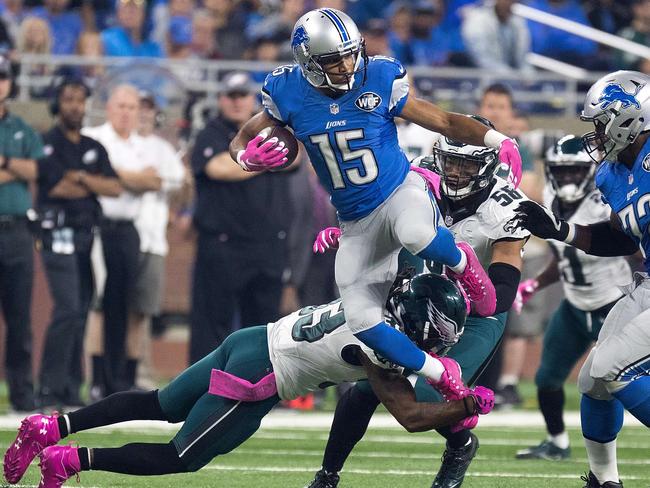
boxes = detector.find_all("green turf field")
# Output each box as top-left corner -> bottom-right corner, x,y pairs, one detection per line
1,423 -> 647,488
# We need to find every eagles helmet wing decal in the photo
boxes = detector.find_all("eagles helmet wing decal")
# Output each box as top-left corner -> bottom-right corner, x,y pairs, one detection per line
426,301 -> 459,343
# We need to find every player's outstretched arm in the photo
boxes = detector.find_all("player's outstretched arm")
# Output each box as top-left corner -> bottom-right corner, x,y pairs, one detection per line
509,201 -> 639,256
356,348 -> 474,433
399,88 -> 522,186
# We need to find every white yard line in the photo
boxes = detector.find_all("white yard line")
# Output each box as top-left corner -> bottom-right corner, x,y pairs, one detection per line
226,448 -> 650,465
204,464 -> 647,480
0,410 -> 641,431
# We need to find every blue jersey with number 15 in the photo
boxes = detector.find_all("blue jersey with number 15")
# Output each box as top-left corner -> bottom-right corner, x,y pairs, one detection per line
262,56 -> 411,221
596,137 -> 650,271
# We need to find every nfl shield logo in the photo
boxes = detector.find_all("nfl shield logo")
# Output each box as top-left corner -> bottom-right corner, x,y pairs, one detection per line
444,215 -> 453,226
330,103 -> 339,115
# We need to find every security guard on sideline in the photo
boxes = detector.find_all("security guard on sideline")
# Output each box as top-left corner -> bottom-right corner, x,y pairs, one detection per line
0,54 -> 44,412
37,78 -> 121,408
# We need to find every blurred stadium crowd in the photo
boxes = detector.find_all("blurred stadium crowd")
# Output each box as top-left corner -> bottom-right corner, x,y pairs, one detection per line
0,0 -> 648,73
0,0 -> 646,415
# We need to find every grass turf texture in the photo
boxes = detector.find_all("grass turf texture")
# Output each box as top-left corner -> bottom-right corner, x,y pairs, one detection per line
0,425 -> 647,488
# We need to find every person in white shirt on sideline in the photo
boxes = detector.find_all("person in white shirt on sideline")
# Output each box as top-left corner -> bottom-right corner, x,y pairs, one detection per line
82,84 -> 162,398
125,91 -> 186,389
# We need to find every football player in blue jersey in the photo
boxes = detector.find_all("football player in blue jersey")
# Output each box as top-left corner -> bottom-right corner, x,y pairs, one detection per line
229,8 -> 522,391
510,70 -> 650,488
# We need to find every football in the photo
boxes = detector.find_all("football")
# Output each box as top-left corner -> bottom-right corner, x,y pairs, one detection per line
258,126 -> 299,170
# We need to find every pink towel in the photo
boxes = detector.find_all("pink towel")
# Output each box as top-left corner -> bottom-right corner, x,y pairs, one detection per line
208,369 -> 277,402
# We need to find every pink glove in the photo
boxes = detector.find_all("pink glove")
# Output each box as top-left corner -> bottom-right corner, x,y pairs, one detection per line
513,278 -> 539,315
313,227 -> 341,254
410,165 -> 441,200
498,139 -> 522,189
236,134 -> 288,172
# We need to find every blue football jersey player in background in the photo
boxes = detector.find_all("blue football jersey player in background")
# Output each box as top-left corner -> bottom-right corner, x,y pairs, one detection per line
229,8 -> 523,390
510,71 -> 650,488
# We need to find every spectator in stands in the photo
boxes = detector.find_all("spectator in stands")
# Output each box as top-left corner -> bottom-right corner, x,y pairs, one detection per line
203,0 -> 248,59
386,1 -> 413,64
191,9 -> 218,60
76,31 -> 104,80
409,0 -> 454,66
0,0 -> 27,47
461,0 -> 533,73
31,0 -> 83,55
526,0 -> 598,68
126,91 -> 185,390
100,0 -> 162,58
189,72 -> 293,364
616,0 -> 650,70
16,17 -> 51,97
584,0 -> 632,34
247,0 -> 304,47
166,15 -> 192,59
0,54 -> 42,413
83,84 -> 162,397
37,78 -> 121,409
363,18 -> 392,57
151,0 -> 194,49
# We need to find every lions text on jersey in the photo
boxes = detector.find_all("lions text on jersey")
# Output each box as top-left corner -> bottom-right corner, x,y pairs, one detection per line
266,299 -> 398,400
262,56 -> 410,221
596,137 -> 650,270
544,187 -> 632,311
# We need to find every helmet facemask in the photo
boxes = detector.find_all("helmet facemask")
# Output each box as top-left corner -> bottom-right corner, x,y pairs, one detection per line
545,135 -> 596,203
424,143 -> 499,201
312,40 -> 367,92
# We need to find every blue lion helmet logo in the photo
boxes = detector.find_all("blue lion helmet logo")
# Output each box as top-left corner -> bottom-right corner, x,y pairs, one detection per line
292,25 -> 309,48
598,83 -> 642,110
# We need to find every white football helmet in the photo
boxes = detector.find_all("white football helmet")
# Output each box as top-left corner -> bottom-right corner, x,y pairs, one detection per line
545,135 -> 596,203
421,115 -> 500,200
291,8 -> 366,92
581,70 -> 650,162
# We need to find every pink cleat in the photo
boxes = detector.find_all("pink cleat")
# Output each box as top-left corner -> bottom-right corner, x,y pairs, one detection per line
450,385 -> 495,433
4,414 -> 61,484
38,445 -> 80,488
426,354 -> 470,401
446,242 -> 497,317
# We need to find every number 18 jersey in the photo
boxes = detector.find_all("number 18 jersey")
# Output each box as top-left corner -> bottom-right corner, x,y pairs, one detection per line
262,56 -> 411,221
266,300 -> 395,400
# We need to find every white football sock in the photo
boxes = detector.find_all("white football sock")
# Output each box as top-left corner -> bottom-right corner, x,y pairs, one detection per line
548,431 -> 569,449
584,438 -> 619,483
416,353 -> 445,382
498,374 -> 519,388
449,249 -> 467,274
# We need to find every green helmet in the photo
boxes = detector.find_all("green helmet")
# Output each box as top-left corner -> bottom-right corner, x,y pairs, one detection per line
545,135 -> 596,203
386,272 -> 468,356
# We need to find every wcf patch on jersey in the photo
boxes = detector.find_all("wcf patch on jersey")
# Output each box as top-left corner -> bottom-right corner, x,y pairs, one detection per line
355,92 -> 382,112
642,152 -> 650,172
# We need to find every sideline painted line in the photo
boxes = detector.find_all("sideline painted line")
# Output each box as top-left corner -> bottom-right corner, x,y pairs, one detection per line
204,464 -> 647,481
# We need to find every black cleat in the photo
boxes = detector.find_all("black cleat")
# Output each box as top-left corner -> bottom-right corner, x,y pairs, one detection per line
515,440 -> 570,460
494,384 -> 522,409
305,469 -> 340,488
431,433 -> 479,488
581,471 -> 623,488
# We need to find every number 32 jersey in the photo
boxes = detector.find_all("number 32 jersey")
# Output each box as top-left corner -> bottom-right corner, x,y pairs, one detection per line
262,56 -> 411,221
266,300 -> 396,400
544,187 -> 631,311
